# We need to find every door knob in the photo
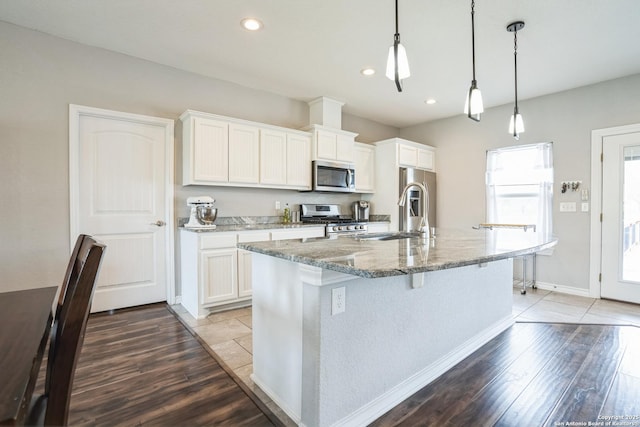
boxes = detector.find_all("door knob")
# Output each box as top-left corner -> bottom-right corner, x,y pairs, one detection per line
151,220 -> 166,227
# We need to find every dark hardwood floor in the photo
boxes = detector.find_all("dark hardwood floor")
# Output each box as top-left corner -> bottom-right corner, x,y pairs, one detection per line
371,322 -> 640,427
55,304 -> 640,427
60,304 -> 280,426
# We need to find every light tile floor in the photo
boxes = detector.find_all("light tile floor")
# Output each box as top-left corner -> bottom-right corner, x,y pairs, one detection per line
172,287 -> 640,426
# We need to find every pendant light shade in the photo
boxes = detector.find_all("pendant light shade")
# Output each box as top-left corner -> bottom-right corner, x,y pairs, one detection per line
464,0 -> 483,121
507,21 -> 525,139
386,0 -> 409,92
508,112 -> 525,134
385,42 -> 410,81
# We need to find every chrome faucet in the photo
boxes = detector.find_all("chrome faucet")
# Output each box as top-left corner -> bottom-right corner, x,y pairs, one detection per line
398,181 -> 430,237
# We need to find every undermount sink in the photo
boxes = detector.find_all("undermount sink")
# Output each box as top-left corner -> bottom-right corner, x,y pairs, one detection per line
355,232 -> 426,241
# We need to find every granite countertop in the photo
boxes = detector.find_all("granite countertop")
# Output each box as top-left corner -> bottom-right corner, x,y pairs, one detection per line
237,228 -> 558,278
180,222 -> 326,233
179,217 -> 390,233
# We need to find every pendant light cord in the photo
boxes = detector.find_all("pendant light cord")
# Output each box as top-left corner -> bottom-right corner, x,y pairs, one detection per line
471,0 -> 477,83
394,0 -> 403,92
513,29 -> 519,114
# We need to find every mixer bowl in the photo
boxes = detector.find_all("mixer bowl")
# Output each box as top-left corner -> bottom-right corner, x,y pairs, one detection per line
196,206 -> 218,225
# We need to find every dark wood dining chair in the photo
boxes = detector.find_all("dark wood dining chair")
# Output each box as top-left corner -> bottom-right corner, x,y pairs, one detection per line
56,234 -> 90,314
26,236 -> 106,426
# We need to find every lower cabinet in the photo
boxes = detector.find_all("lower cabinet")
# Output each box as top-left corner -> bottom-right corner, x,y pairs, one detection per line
180,226 -> 324,318
367,222 -> 390,233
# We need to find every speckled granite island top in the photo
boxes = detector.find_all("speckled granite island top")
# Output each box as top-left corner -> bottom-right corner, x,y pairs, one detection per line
237,228 -> 557,278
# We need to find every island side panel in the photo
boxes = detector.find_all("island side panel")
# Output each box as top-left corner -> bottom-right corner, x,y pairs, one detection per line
250,253 -> 304,422
301,259 -> 514,427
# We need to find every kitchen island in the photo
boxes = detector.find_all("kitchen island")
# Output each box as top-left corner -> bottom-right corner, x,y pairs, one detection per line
238,228 -> 557,427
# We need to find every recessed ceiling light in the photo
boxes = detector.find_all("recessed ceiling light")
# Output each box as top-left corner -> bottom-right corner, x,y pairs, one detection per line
360,68 -> 376,76
425,98 -> 437,105
241,18 -> 263,31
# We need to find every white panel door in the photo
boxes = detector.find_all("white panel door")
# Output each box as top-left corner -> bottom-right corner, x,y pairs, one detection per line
602,131 -> 640,303
71,105 -> 174,312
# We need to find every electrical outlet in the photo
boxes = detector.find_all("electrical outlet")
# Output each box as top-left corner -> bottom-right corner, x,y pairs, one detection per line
331,287 -> 346,315
581,202 -> 589,212
275,201 -> 280,210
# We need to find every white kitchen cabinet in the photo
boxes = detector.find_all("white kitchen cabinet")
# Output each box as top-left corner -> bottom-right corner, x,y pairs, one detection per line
181,227 -> 322,318
371,138 -> 436,231
201,248 -> 238,305
354,142 -> 375,193
397,141 -> 435,171
181,110 -> 312,190
307,124 -> 358,163
260,129 -> 312,189
183,116 -> 229,184
260,128 -> 287,185
270,227 -> 325,241
237,231 -> 271,298
228,123 -> 260,184
286,133 -> 312,189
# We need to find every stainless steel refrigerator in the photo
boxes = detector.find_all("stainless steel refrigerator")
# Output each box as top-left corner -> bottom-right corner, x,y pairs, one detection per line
399,168 -> 437,232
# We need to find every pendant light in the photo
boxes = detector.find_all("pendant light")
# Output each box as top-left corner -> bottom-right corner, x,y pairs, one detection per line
464,0 -> 483,121
385,0 -> 410,92
507,21 -> 525,139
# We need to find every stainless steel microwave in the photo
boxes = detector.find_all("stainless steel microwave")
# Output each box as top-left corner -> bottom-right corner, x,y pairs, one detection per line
312,160 -> 356,193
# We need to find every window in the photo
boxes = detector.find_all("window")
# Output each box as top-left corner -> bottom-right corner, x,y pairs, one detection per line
485,142 -> 554,237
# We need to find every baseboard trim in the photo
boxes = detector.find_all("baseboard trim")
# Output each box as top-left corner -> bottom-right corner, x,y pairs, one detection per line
531,281 -> 591,298
251,373 -> 302,425
332,315 -> 515,427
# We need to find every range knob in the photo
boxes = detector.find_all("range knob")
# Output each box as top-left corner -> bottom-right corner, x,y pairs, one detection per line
332,226 -> 340,232
338,226 -> 344,231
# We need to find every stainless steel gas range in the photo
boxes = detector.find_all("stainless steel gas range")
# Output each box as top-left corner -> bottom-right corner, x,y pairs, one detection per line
300,204 -> 368,236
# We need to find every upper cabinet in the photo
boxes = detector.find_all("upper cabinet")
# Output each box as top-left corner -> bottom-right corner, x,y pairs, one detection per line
354,142 -> 375,193
181,110 -> 311,190
307,124 -> 358,163
396,140 -> 436,171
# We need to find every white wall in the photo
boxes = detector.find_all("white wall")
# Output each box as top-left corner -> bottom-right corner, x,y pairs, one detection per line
400,74 -> 640,292
0,21 -> 397,292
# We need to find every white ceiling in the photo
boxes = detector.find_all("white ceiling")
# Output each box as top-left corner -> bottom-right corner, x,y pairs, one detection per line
1,0 -> 639,128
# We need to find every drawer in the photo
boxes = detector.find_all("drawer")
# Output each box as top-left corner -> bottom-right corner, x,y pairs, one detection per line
270,227 -> 325,241
237,231 -> 271,243
200,233 -> 238,249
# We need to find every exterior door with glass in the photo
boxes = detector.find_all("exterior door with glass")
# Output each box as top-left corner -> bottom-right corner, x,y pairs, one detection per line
601,131 -> 640,303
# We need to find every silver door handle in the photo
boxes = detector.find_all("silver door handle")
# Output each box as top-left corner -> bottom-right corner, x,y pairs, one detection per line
150,220 -> 166,227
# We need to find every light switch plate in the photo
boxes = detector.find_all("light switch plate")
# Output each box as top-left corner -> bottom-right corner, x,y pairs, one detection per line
581,202 -> 589,212
560,202 -> 577,212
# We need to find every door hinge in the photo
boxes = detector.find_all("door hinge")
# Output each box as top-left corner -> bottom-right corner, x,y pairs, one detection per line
600,213 -> 603,222
601,152 -> 603,162
599,273 -> 602,282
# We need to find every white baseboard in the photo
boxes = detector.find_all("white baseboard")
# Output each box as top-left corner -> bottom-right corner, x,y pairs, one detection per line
332,315 -> 515,427
251,373 -> 302,425
529,280 -> 591,298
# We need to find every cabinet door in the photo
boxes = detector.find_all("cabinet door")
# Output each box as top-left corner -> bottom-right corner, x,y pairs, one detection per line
417,148 -> 435,171
201,248 -> 238,305
192,118 -> 229,182
229,123 -> 259,183
237,249 -> 254,298
237,231 -> 270,298
287,133 -> 311,189
354,143 -> 375,192
260,129 -> 287,185
398,144 -> 418,168
316,129 -> 337,160
336,133 -> 355,162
